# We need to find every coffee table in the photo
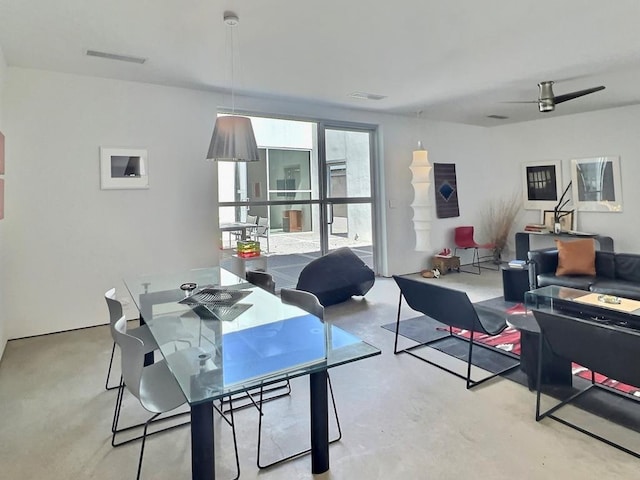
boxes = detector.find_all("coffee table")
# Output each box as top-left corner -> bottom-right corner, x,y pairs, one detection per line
525,285 -> 640,330
513,286 -> 640,389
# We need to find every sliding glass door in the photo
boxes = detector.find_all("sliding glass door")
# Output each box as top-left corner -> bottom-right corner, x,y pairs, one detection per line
319,125 -> 375,270
218,115 -> 377,287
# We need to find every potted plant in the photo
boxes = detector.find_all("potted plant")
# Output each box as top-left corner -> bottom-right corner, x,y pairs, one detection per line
480,192 -> 521,263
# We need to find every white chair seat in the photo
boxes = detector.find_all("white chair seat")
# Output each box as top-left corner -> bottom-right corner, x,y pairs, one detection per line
138,360 -> 186,414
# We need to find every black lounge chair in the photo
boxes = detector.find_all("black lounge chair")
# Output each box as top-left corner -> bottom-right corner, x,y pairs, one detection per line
533,309 -> 640,458
297,247 -> 374,306
393,275 -> 519,389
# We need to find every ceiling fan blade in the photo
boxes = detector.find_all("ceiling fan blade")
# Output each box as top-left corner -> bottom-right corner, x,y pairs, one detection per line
501,101 -> 538,104
554,86 -> 605,104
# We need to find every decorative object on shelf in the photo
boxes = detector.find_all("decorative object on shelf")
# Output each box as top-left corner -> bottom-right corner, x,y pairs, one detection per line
207,12 -> 259,162
551,180 -> 574,232
479,191 -> 521,263
236,240 -> 261,258
524,223 -> 547,232
543,209 -> 573,233
433,163 -> 459,218
410,139 -> 432,252
521,160 -> 563,210
100,147 -> 148,190
570,156 -> 623,212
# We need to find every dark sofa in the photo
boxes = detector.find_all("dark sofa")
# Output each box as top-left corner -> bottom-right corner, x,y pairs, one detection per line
528,248 -> 640,300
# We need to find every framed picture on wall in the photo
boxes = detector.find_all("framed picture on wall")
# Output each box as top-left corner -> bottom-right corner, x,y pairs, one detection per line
571,156 -> 622,212
521,160 -> 563,210
100,147 -> 149,190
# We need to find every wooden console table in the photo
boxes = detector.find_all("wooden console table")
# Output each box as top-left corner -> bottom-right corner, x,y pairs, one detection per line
515,231 -> 614,260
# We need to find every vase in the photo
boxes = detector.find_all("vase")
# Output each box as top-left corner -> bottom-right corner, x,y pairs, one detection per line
492,248 -> 502,265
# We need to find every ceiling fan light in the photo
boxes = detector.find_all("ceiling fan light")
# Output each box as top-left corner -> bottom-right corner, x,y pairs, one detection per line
207,116 -> 260,162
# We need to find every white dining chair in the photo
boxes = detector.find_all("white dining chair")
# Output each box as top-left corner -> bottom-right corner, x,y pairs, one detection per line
113,315 -> 240,480
104,288 -> 158,391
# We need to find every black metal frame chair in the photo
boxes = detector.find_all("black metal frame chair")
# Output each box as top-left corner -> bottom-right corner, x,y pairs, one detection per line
393,275 -> 519,389
533,309 -> 640,458
256,288 -> 342,469
113,316 -> 239,480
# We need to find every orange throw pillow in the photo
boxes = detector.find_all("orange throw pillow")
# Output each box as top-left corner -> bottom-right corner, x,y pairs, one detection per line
555,239 -> 596,276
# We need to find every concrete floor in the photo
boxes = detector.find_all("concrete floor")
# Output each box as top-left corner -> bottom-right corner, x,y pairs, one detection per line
1,269 -> 639,479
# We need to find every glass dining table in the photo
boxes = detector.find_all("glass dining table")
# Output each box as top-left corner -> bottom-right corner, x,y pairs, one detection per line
124,267 -> 381,480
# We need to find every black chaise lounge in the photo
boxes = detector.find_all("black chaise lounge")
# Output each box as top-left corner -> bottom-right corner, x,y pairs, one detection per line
533,309 -> 640,458
393,276 -> 519,389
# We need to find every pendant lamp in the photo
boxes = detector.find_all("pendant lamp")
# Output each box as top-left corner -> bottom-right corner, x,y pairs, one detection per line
207,12 -> 260,162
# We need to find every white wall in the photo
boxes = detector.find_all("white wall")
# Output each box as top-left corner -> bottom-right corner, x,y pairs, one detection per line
3,67 -> 500,338
492,105 -> 640,254
4,68 -> 220,338
0,45 -> 7,359
4,65 -> 639,340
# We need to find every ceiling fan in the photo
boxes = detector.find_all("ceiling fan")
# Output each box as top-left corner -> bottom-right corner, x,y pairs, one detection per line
515,81 -> 606,112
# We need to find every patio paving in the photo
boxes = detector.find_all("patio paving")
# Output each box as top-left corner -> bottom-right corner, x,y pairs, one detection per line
220,231 -> 373,290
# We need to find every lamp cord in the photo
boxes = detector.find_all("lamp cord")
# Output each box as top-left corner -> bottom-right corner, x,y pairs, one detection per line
229,24 -> 235,114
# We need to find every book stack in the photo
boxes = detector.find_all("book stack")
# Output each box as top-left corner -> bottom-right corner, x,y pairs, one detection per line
508,259 -> 527,269
236,240 -> 261,258
524,223 -> 547,233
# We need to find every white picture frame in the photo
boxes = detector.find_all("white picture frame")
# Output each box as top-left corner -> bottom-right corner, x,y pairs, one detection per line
521,160 -> 563,210
100,147 -> 148,190
570,156 -> 622,212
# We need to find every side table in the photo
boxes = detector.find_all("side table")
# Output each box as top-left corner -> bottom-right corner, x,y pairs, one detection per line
501,265 -> 530,302
230,254 -> 268,279
431,256 -> 460,275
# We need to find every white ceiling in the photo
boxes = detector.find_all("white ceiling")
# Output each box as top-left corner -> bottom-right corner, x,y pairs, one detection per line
2,0 -> 640,126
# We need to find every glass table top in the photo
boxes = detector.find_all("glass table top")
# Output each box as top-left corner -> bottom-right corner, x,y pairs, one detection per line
124,267 -> 380,405
525,285 -> 640,330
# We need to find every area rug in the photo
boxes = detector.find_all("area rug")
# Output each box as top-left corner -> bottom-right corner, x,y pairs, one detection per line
383,296 -> 640,397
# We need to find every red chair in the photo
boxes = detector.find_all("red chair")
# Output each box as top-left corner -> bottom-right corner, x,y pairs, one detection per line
454,226 -> 496,274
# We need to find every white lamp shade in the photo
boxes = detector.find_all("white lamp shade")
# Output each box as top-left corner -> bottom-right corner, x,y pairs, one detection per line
207,116 -> 260,162
410,148 -> 432,252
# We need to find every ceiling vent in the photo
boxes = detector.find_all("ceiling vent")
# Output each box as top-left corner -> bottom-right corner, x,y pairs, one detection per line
86,50 -> 147,64
349,91 -> 387,101
486,114 -> 509,120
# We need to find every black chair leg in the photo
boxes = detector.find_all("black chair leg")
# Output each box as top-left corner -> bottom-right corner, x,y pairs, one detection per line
105,342 -> 119,391
213,396 -> 241,480
256,374 -> 341,469
466,330 -> 475,389
136,413 -> 160,480
112,375 -> 190,448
